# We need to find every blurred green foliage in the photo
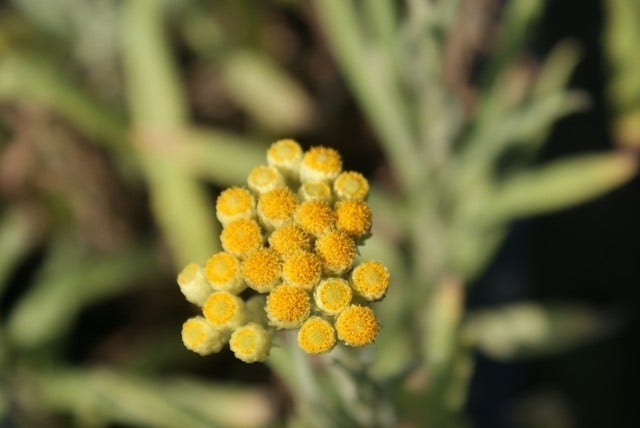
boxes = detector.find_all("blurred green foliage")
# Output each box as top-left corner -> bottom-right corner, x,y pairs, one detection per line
0,0 -> 635,427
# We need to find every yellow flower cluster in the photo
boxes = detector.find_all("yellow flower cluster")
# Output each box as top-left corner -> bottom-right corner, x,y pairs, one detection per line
177,139 -> 389,362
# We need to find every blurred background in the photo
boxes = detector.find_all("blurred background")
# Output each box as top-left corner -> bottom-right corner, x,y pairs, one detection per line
0,0 -> 639,427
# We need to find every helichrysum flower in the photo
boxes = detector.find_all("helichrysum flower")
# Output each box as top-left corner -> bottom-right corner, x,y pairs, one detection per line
177,139 -> 390,361
294,200 -> 336,237
220,218 -> 263,258
282,251 -> 322,290
182,316 -> 228,355
241,248 -> 281,293
335,305 -> 380,347
229,322 -> 272,363
315,230 -> 357,275
177,263 -> 212,306
335,200 -> 372,239
203,291 -> 246,330
268,223 -> 312,258
266,284 -> 311,329
314,278 -> 352,316
351,261 -> 389,301
334,171 -> 369,201
215,187 -> 255,227
298,181 -> 333,202
257,188 -> 298,230
204,252 -> 245,294
298,316 -> 336,354
247,165 -> 285,194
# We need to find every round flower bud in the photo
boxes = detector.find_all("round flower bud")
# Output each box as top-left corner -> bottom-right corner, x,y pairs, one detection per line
282,251 -> 322,290
229,322 -> 272,363
299,146 -> 342,183
245,295 -> 269,325
294,200 -> 336,237
257,188 -> 298,230
241,248 -> 281,293
335,200 -> 372,238
203,291 -> 246,330
298,181 -> 333,203
177,263 -> 213,306
335,305 -> 379,347
181,316 -> 228,355
314,278 -> 353,316
215,187 -> 255,227
297,316 -> 336,354
204,252 -> 245,294
315,230 -> 356,275
266,284 -> 311,329
268,223 -> 312,258
220,219 -> 263,258
351,261 -> 390,301
267,139 -> 303,180
334,171 -> 369,201
247,165 -> 285,194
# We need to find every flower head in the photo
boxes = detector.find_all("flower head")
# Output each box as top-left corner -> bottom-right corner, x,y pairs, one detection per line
220,219 -> 263,258
247,165 -> 285,194
335,305 -> 379,347
215,187 -> 255,226
257,188 -> 298,230
298,316 -> 336,354
298,181 -> 333,203
299,146 -> 342,183
315,230 -> 357,275
335,200 -> 372,239
182,316 -> 228,355
282,251 -> 322,290
241,248 -> 281,293
230,323 -> 272,363
314,278 -> 352,316
267,139 -> 303,179
268,223 -> 312,258
203,291 -> 246,329
351,261 -> 389,301
266,284 -> 311,329
177,263 -> 212,306
204,252 -> 245,294
334,171 -> 369,201
295,200 -> 336,237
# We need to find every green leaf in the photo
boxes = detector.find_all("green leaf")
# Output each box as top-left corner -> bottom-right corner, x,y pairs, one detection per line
6,240 -> 158,349
0,209 -> 41,297
463,302 -> 618,360
479,152 -> 637,223
221,51 -> 315,133
31,368 -> 275,428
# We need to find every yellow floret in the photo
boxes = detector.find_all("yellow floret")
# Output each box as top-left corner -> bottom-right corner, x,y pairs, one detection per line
203,291 -> 246,329
257,188 -> 298,230
299,146 -> 342,183
334,171 -> 369,201
315,230 -> 356,275
266,284 -> 311,329
204,252 -> 245,294
294,200 -> 336,237
220,219 -> 263,258
267,223 -> 312,258
241,248 -> 281,293
229,322 -> 272,363
177,263 -> 213,306
298,181 -> 333,203
335,305 -> 379,347
281,251 -> 322,290
335,200 -> 372,238
297,316 -> 336,354
314,278 -> 353,316
247,165 -> 285,194
351,261 -> 390,301
215,187 -> 255,226
181,316 -> 228,355
267,139 -> 303,179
